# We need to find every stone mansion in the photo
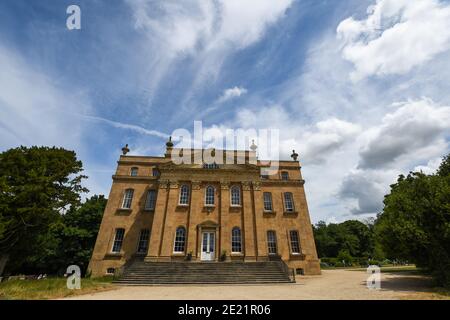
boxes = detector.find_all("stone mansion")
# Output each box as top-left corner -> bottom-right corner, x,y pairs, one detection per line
88,139 -> 320,277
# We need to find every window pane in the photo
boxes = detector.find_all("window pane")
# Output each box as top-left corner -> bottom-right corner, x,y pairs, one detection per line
267,231 -> 277,254
174,227 -> 186,252
137,229 -> 150,253
122,189 -> 134,209
205,186 -> 214,205
281,172 -> 289,180
284,192 -> 294,212
130,167 -> 138,176
231,186 -> 241,206
263,192 -> 273,211
231,228 -> 242,253
112,228 -> 125,253
179,185 -> 190,205
145,190 -> 156,210
290,230 -> 301,253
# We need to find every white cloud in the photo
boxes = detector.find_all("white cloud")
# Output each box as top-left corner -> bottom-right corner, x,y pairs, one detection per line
358,98 -> 450,169
338,170 -> 386,215
81,115 -> 169,139
127,0 -> 294,55
337,0 -> 450,81
0,46 -> 90,151
414,157 -> 443,174
301,118 -> 361,164
217,86 -> 248,103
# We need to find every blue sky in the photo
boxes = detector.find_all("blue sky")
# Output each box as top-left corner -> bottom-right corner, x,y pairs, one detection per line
1,0 -> 450,223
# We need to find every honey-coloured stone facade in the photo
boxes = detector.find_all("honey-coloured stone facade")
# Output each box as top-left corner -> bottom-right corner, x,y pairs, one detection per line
88,147 -> 321,277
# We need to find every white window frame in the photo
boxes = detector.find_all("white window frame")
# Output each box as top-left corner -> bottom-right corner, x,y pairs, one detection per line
111,228 -> 125,253
289,230 -> 301,254
137,229 -> 150,254
283,192 -> 295,212
267,230 -> 277,255
179,184 -> 190,205
205,185 -> 215,206
231,227 -> 242,253
130,167 -> 139,177
144,190 -> 156,210
263,192 -> 273,212
121,189 -> 134,209
230,185 -> 241,207
173,227 -> 186,253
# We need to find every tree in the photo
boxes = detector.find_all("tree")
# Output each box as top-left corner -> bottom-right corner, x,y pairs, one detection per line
313,220 -> 376,259
375,154 -> 450,287
0,146 -> 88,275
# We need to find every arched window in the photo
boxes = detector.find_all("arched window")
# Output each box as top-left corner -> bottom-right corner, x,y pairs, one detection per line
205,186 -> 215,206
267,230 -> 277,254
230,186 -> 241,206
281,171 -> 289,180
231,227 -> 242,253
179,184 -> 190,205
130,167 -> 138,176
283,192 -> 295,212
263,192 -> 273,212
173,227 -> 186,253
122,189 -> 134,209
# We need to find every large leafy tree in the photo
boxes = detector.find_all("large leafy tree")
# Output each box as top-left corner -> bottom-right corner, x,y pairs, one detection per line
375,154 -> 450,287
313,220 -> 376,258
31,195 -> 106,275
0,146 -> 88,275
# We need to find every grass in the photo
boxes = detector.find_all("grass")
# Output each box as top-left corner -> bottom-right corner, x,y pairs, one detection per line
0,276 -> 116,300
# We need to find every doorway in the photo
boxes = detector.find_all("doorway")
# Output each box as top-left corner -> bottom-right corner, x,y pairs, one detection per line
201,232 -> 215,261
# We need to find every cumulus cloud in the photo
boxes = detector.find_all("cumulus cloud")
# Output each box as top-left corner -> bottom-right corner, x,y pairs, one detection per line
301,118 -> 361,164
413,157 -> 443,174
338,171 -> 386,215
233,105 -> 361,164
217,86 -> 248,103
358,98 -> 450,169
337,0 -> 450,81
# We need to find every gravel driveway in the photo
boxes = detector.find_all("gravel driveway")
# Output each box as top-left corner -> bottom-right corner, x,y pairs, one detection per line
64,269 -> 448,300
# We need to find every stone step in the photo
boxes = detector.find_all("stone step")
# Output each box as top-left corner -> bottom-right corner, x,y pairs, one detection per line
114,261 -> 293,285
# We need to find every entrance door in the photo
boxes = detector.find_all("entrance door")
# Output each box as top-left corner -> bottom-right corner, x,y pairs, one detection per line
201,232 -> 215,261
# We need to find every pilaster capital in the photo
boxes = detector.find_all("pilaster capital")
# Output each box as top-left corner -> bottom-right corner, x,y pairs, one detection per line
220,181 -> 229,190
158,179 -> 169,189
169,181 -> 179,189
191,180 -> 201,190
252,181 -> 261,191
242,181 -> 251,191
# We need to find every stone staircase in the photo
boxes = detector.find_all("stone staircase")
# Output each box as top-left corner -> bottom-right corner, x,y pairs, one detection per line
113,261 -> 294,285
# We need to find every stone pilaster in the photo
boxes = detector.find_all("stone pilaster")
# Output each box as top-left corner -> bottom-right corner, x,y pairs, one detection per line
252,181 -> 268,260
242,181 -> 256,261
187,181 -> 202,258
145,180 -> 169,261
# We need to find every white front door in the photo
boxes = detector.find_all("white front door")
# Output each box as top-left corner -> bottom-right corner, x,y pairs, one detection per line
201,232 -> 215,261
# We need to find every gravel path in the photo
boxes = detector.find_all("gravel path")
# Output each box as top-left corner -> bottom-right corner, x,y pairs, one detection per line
64,269 -> 448,300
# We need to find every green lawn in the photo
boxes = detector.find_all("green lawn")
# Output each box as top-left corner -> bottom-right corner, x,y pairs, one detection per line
0,276 -> 115,300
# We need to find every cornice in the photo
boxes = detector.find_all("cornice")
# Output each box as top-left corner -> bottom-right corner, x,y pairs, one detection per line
112,175 -> 159,182
260,179 -> 305,186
